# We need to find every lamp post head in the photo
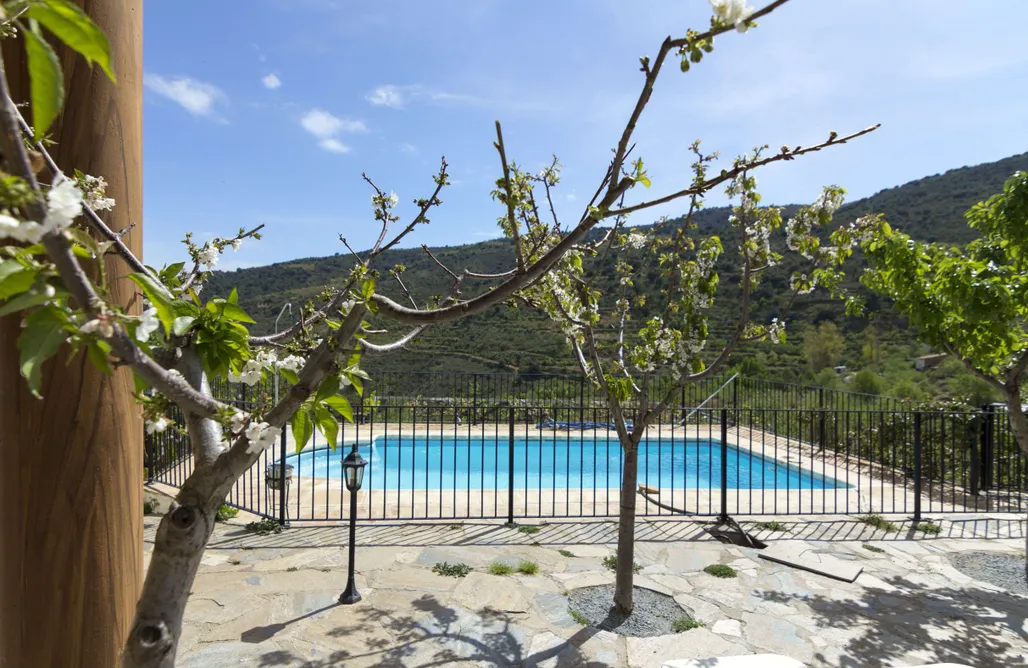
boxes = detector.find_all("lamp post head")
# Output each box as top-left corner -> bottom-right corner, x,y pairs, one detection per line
341,444 -> 366,492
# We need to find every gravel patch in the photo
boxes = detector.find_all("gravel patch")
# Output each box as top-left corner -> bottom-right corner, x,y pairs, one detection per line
567,584 -> 690,637
949,551 -> 1028,597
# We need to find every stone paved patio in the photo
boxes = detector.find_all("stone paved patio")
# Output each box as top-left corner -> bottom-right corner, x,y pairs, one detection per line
152,509 -> 1028,667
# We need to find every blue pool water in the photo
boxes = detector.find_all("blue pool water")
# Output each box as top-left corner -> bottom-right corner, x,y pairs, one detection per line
283,436 -> 851,491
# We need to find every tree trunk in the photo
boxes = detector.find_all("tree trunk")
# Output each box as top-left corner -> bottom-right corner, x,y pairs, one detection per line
613,445 -> 639,614
0,3 -> 144,667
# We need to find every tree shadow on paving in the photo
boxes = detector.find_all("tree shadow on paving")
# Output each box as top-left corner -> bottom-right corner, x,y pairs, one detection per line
250,594 -> 608,667
756,576 -> 1028,667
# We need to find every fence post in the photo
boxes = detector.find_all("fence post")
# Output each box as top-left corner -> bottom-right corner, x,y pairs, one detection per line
982,403 -> 996,490
720,408 -> 729,523
507,405 -> 516,526
472,375 -> 478,425
818,387 -> 826,451
913,411 -> 922,522
278,421 -> 289,527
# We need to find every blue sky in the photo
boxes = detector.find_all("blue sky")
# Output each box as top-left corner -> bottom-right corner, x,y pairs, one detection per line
143,0 -> 1028,271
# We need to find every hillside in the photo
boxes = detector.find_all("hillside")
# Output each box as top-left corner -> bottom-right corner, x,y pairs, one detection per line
207,152 -> 1028,383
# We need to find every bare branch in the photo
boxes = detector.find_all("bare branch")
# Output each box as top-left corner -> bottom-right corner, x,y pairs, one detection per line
608,0 -> 793,190
362,325 -> 431,356
609,125 -> 880,218
370,157 -> 449,259
390,270 -> 419,309
494,121 -> 525,274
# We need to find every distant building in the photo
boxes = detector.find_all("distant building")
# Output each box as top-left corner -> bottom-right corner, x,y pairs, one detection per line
833,365 -> 847,375
914,353 -> 947,371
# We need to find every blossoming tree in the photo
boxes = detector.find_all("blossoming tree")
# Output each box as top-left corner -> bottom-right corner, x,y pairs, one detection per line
0,0 -> 885,664
507,1 -> 882,614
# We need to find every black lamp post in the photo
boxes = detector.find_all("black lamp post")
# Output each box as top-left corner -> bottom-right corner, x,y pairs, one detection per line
339,443 -> 367,604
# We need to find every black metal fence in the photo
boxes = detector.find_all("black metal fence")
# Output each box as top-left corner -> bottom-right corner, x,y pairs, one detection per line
145,373 -> 1026,524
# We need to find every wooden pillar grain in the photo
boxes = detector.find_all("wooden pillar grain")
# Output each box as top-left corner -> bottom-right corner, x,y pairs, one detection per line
0,2 -> 143,667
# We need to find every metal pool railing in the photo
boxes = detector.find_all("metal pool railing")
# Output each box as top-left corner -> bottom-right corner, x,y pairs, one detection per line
147,396 -> 1027,525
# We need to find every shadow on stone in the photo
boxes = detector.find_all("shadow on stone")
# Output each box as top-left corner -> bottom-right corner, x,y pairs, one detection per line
253,593 -> 609,667
241,602 -> 342,644
755,574 -> 1028,667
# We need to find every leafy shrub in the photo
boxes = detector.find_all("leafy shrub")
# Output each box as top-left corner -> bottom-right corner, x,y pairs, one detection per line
916,521 -> 942,535
755,520 -> 789,532
569,609 -> 590,625
703,564 -> 737,578
517,525 -> 541,535
143,499 -> 156,515
432,562 -> 472,578
215,504 -> 239,522
851,369 -> 885,396
488,561 -> 515,576
602,555 -> 641,574
862,543 -> 885,553
673,617 -> 702,632
558,549 -> 575,558
858,514 -> 898,532
286,566 -> 298,572
245,518 -> 283,535
517,560 -> 539,575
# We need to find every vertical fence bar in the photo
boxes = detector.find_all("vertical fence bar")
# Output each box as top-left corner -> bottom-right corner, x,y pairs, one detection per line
278,420 -> 288,527
913,411 -> 922,522
507,404 -> 515,525
720,408 -> 728,522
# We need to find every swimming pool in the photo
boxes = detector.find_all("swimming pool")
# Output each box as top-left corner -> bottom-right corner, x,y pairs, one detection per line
282,435 -> 851,491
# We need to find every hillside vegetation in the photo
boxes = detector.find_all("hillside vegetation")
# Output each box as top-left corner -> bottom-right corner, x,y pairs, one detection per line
206,152 -> 1028,401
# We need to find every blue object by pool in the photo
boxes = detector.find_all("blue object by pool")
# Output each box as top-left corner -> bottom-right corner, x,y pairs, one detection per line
283,435 -> 851,491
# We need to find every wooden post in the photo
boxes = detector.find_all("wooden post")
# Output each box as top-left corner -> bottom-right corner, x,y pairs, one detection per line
0,2 -> 143,667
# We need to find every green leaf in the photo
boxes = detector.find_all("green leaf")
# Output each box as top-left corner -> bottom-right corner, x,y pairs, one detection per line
0,284 -> 55,317
313,402 -> 338,450
171,315 -> 196,336
128,272 -> 174,335
362,277 -> 376,301
292,406 -> 313,453
0,267 -> 39,300
315,374 -> 340,403
18,305 -> 69,397
323,394 -> 353,423
220,302 -> 255,324
347,373 -> 363,397
279,368 -> 298,386
86,340 -> 113,375
23,22 -> 64,140
228,287 -> 239,304
26,0 -> 116,81
133,371 -> 150,394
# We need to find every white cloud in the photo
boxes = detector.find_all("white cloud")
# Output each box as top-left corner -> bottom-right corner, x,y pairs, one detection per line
365,84 -> 484,110
299,108 -> 365,154
366,85 -> 405,108
262,73 -> 282,89
399,142 -> 417,153
144,74 -> 226,118
300,108 -> 365,137
319,138 -> 350,154
566,193 -> 577,202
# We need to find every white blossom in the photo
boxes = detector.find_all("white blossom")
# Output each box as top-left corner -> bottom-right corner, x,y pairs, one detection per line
710,0 -> 754,32
388,192 -> 399,207
136,307 -> 160,342
768,317 -> 786,344
624,232 -> 646,250
231,239 -> 242,251
244,422 -> 281,454
277,354 -> 304,373
81,175 -> 115,212
230,412 -> 248,435
80,314 -> 114,338
43,178 -> 84,232
341,300 -> 355,315
197,245 -> 219,270
145,416 -> 170,435
0,214 -> 46,243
